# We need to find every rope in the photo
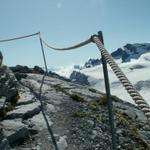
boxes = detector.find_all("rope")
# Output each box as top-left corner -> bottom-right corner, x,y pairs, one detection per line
0,32 -> 39,43
39,36 -> 59,150
93,35 -> 150,122
40,35 -> 92,51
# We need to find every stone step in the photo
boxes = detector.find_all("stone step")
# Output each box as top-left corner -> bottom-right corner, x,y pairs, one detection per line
1,120 -> 29,147
16,92 -> 36,106
6,102 -> 41,119
0,139 -> 11,150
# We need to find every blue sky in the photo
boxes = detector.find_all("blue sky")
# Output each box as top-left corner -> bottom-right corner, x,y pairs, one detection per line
0,0 -> 150,68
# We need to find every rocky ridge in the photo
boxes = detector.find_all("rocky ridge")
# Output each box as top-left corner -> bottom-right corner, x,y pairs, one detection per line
70,71 -> 89,85
0,65 -> 150,150
83,43 -> 150,68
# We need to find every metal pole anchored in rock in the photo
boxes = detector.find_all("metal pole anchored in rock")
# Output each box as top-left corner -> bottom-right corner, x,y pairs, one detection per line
97,31 -> 117,150
0,51 -> 3,66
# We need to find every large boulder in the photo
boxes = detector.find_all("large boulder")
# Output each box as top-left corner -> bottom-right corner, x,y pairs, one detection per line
70,71 -> 89,85
84,58 -> 101,68
0,128 -> 11,150
1,120 -> 29,147
33,65 -> 45,74
0,66 -> 19,118
9,65 -> 32,73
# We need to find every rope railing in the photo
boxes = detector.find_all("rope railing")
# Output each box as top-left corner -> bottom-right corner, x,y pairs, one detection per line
40,34 -> 92,51
0,31 -> 150,150
92,35 -> 150,122
0,32 -> 58,150
0,32 -> 39,43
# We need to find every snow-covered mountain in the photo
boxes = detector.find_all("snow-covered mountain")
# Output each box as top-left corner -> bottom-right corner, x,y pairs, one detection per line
81,52 -> 150,105
114,43 -> 150,62
83,43 -> 150,68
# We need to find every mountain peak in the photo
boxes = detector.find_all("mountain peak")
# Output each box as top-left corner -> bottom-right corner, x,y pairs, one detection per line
83,43 -> 150,68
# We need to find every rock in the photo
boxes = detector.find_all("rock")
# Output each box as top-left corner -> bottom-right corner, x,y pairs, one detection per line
70,71 -> 89,85
0,129 -> 4,142
83,58 -> 101,68
0,66 -> 18,99
0,128 -> 10,150
2,120 -> 29,146
82,43 -> 150,68
28,112 -> 53,129
57,136 -> 68,150
16,91 -> 35,106
0,65 -> 150,150
33,66 -> 45,74
6,102 -> 41,119
138,130 -> 150,144
111,48 -> 123,59
134,80 -> 150,91
0,66 -> 19,118
116,43 -> 150,62
10,65 -> 45,75
46,103 -> 56,113
9,65 -> 32,73
14,72 -> 27,81
0,139 -> 11,150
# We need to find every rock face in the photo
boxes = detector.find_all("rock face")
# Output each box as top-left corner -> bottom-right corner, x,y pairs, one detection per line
114,43 -> 150,62
0,66 -> 19,118
84,58 -> 101,68
0,65 -> 150,150
70,71 -> 89,85
83,43 -> 150,68
9,65 -> 45,74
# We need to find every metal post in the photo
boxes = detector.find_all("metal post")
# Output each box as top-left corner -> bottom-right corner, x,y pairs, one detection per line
39,33 -> 48,74
39,34 -> 59,150
98,31 -> 117,150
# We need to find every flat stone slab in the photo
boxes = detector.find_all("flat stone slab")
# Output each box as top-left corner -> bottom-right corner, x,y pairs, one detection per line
29,112 -> 53,130
1,119 -> 29,146
6,102 -> 41,119
16,92 -> 35,106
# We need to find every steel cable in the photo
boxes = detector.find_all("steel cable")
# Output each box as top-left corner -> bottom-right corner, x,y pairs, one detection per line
93,35 -> 150,122
0,32 -> 39,43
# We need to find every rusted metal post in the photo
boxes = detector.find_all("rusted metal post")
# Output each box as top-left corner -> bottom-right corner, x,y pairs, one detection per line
98,31 -> 117,150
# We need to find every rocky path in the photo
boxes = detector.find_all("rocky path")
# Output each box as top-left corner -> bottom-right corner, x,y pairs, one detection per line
0,66 -> 150,150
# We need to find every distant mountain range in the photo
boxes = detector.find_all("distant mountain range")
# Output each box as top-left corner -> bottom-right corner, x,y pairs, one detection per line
80,46 -> 150,105
83,43 -> 150,68
63,43 -> 150,105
